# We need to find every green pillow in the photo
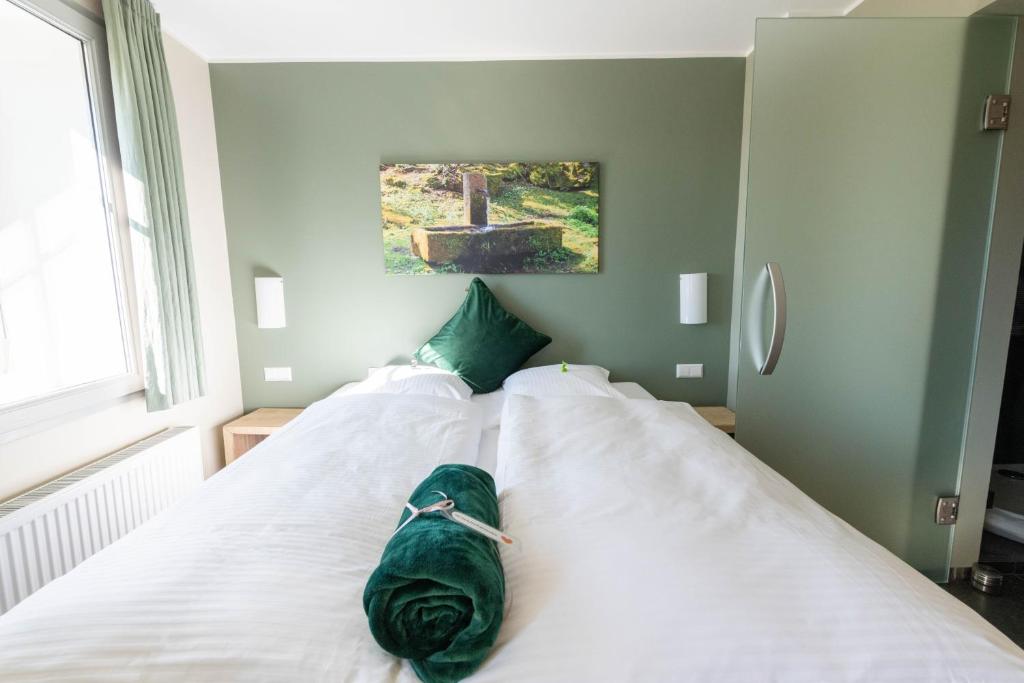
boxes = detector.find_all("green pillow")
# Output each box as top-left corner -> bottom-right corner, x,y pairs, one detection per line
415,278 -> 551,393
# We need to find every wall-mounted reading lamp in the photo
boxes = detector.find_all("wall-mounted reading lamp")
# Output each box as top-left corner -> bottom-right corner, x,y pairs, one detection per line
679,273 -> 707,325
255,276 -> 286,329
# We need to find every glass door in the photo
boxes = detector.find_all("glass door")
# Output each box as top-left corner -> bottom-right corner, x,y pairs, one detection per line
736,17 -> 1016,580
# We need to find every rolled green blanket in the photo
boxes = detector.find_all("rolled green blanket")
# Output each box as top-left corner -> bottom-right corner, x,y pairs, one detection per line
363,464 -> 505,683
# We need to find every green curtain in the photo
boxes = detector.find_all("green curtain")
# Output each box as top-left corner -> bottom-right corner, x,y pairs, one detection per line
101,0 -> 205,411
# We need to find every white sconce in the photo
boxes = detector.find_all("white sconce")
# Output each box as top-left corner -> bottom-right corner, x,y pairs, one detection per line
679,273 -> 707,325
255,276 -> 286,329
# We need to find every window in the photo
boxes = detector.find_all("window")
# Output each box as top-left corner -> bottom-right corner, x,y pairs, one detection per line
0,0 -> 139,437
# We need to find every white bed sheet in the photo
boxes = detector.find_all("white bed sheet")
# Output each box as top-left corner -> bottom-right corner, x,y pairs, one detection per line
0,393 -> 483,682
6,389 -> 1011,682
479,395 -> 1024,682
472,382 -> 653,477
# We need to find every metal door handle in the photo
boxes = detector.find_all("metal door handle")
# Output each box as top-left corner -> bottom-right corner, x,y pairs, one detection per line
759,262 -> 786,375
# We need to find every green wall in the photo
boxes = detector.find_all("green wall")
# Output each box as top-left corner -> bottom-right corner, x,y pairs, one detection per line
210,59 -> 746,409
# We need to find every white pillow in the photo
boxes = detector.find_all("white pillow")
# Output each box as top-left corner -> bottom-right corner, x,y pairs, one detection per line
341,365 -> 472,401
502,364 -> 627,398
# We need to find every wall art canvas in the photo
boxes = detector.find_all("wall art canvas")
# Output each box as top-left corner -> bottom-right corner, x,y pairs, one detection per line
380,162 -> 599,274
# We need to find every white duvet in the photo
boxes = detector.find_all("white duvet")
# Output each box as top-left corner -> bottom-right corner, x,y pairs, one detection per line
1,393 -> 1022,682
0,393 -> 481,682
478,395 -> 1024,682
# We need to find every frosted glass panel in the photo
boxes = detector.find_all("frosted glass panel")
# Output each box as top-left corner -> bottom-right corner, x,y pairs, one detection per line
736,17 -> 1015,580
0,1 -> 128,406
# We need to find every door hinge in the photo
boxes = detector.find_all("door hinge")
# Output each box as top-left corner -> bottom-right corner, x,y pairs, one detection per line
935,496 -> 960,525
983,94 -> 1011,131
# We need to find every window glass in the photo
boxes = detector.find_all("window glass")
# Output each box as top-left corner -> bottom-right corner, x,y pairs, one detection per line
0,0 -> 130,407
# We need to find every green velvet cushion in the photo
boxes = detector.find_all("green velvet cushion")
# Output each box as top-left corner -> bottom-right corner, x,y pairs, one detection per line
415,278 -> 551,393
363,464 -> 505,683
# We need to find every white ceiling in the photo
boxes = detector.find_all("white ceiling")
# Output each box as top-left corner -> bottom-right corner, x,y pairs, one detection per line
153,0 -> 861,63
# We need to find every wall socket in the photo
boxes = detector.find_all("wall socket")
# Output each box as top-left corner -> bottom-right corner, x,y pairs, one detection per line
264,367 -> 292,382
676,363 -> 703,379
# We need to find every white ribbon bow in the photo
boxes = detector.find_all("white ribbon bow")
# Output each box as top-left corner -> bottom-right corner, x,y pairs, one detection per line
390,490 -> 515,546
391,490 -> 454,538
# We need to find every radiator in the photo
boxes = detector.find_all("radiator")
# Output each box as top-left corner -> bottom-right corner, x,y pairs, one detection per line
0,426 -> 202,616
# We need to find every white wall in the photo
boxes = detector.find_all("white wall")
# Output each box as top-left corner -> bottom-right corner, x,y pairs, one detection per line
0,28 -> 242,501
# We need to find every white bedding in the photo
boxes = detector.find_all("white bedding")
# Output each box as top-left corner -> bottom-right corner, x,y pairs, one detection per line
478,395 -> 1024,682
472,382 -> 652,476
3,391 -> 1021,682
0,393 -> 482,682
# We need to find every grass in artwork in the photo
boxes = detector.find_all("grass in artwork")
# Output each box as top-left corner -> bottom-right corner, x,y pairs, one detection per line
380,162 -> 599,275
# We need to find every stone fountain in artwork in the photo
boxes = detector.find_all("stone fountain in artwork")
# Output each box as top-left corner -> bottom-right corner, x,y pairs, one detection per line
410,172 -> 562,270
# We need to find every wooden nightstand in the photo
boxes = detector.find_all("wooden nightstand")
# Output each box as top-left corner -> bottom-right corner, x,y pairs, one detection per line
694,406 -> 736,435
222,408 -> 303,465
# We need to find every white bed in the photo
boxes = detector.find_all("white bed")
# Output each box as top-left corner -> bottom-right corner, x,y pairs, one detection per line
0,392 -> 482,682
485,395 -> 1024,681
0,385 -> 1022,681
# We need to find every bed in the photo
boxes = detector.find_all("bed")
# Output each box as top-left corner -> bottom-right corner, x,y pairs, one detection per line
0,392 -> 482,681
486,395 -> 1024,681
0,375 -> 1021,681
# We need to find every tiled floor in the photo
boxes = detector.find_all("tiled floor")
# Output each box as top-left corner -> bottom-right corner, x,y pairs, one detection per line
943,574 -> 1024,648
942,532 -> 1024,647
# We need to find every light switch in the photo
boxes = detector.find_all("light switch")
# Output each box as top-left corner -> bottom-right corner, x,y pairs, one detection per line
264,367 -> 292,382
676,364 -> 703,379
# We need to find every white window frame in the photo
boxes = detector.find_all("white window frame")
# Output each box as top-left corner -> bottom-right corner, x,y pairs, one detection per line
0,0 -> 143,442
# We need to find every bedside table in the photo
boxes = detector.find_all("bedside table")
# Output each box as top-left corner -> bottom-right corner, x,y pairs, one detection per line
694,406 -> 736,435
222,408 -> 303,464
